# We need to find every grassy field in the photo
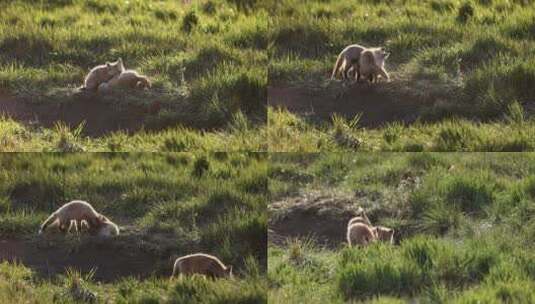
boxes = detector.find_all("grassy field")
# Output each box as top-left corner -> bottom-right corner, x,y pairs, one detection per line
268,106 -> 535,152
0,0 -> 267,151
268,153 -> 535,303
0,112 -> 266,152
269,0 -> 535,151
0,152 -> 267,303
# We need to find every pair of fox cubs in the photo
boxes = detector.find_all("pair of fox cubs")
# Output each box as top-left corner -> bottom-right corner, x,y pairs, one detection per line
39,200 -> 119,237
81,58 -> 151,94
39,201 -> 233,279
331,44 -> 390,83
346,210 -> 394,247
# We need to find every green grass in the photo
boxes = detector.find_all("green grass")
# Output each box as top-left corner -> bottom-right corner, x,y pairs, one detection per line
0,152 -> 267,303
268,107 -> 535,152
269,153 -> 535,302
0,0 -> 268,151
0,261 -> 267,303
0,112 -> 267,151
268,0 -> 535,151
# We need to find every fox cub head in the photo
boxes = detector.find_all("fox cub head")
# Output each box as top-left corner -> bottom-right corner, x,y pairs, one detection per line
373,47 -> 390,63
136,77 -> 152,89
373,226 -> 394,244
106,58 -> 124,76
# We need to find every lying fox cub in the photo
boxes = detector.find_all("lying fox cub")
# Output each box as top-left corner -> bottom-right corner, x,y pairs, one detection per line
97,70 -> 151,94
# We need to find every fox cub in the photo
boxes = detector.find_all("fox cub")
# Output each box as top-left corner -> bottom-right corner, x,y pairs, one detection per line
97,70 -> 151,94
82,58 -> 124,91
171,253 -> 233,279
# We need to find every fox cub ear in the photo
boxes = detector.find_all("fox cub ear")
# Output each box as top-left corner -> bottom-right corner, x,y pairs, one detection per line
117,58 -> 125,70
385,52 -> 390,58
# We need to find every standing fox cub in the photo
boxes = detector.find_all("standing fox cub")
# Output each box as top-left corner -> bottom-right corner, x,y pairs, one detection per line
82,58 -> 125,91
346,210 -> 395,246
97,70 -> 151,94
358,48 -> 390,83
331,44 -> 390,83
39,200 -> 119,237
331,44 -> 366,80
39,200 -> 108,234
347,222 -> 376,246
171,253 -> 233,279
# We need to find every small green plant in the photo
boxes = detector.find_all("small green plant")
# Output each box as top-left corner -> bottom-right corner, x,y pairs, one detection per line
243,254 -> 262,279
229,111 -> 251,134
287,237 -> 314,266
182,10 -> 199,33
383,122 -> 404,145
418,205 -> 462,235
505,101 -> 525,125
64,268 -> 97,303
192,155 -> 210,177
331,114 -> 362,150
0,196 -> 10,213
54,121 -> 86,152
435,121 -> 479,151
443,174 -> 494,215
202,1 -> 217,15
457,2 -> 475,23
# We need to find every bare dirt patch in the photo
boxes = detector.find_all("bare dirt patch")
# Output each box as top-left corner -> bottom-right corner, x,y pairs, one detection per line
269,194 -> 366,248
269,175 -> 425,248
0,235 -> 173,282
268,81 -> 440,127
0,91 -> 159,137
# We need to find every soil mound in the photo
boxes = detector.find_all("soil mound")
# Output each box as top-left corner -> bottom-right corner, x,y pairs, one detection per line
268,76 -> 456,127
269,194 -> 366,248
0,235 -> 171,282
0,91 -> 157,137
